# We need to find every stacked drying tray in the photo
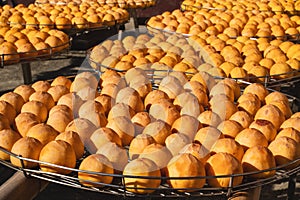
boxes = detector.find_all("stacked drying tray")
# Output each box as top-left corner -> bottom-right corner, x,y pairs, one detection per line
0,1 -> 130,84
35,0 -> 157,9
146,0 -> 300,91
2,2 -> 130,42
33,0 -> 157,30
30,0 -> 157,49
0,28 -> 299,199
0,3 -> 71,84
180,0 -> 300,14
0,4 -> 73,66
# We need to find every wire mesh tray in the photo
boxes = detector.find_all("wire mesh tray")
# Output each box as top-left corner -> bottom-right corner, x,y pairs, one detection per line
34,0 -> 157,9
2,3 -> 129,34
180,3 -> 226,12
180,1 -> 300,15
89,56 -> 300,107
0,64 -> 300,197
146,20 -> 300,42
88,59 -> 197,87
97,0 -> 157,9
247,34 -> 300,43
0,145 -> 300,198
213,69 -> 300,90
7,15 -> 129,32
150,25 -> 300,47
87,53 -> 198,86
87,27 -> 300,91
86,28 -> 205,77
146,23 -> 300,42
8,20 -> 129,37
0,39 -> 71,68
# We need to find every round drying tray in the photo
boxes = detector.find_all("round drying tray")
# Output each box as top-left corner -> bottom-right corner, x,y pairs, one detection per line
146,21 -> 300,42
8,17 -> 129,37
0,68 -> 299,198
0,141 -> 300,198
86,28 -> 204,78
1,3 -> 129,35
145,8 -> 300,42
180,0 -> 300,15
34,0 -> 157,9
0,41 -> 70,68
87,28 -> 300,91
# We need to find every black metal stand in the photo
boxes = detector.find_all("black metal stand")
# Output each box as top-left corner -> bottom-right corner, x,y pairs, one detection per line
128,8 -> 139,29
21,63 -> 32,84
0,171 -> 49,200
287,174 -> 297,200
0,165 -> 15,185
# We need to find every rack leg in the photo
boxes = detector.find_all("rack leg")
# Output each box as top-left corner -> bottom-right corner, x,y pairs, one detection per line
228,187 -> 261,200
287,174 -> 296,200
0,171 -> 48,200
129,8 -> 139,29
21,63 -> 32,84
0,165 -> 15,184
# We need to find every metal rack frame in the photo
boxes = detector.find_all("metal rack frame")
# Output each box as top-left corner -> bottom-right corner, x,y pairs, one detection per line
0,146 -> 299,199
180,1 -> 300,15
1,77 -> 300,198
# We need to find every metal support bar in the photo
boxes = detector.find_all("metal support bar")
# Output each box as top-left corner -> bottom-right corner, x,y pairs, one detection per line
128,8 -> 139,29
0,165 -> 15,184
229,187 -> 261,200
0,171 -> 49,200
287,174 -> 297,200
21,63 -> 32,84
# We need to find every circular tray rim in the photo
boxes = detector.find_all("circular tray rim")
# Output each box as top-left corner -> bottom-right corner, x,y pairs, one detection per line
0,144 -> 299,198
0,69 -> 300,197
0,40 -> 71,67
34,0 -> 157,9
180,2 -> 300,14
